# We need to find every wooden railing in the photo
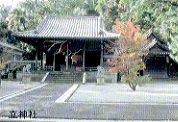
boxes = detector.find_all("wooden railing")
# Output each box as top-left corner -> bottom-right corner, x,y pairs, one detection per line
44,66 -> 54,71
85,67 -> 97,71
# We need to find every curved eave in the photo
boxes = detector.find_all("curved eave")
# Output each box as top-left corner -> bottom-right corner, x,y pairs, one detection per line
13,33 -> 119,41
149,52 -> 170,55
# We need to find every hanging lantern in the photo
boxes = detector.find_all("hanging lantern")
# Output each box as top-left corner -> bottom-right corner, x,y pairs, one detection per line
71,55 -> 78,64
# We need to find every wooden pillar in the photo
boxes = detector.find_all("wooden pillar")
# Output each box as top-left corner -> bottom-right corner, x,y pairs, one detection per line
35,50 -> 38,70
100,40 -> 104,66
53,54 -> 56,71
66,43 -> 69,71
42,52 -> 46,70
82,44 -> 85,71
40,51 -> 43,70
166,55 -> 169,76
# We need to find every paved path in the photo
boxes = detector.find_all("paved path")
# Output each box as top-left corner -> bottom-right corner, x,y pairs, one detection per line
0,117 -> 169,122
0,81 -> 41,99
69,83 -> 178,104
0,83 -> 72,118
0,117 -> 172,122
37,103 -> 178,120
1,82 -> 178,120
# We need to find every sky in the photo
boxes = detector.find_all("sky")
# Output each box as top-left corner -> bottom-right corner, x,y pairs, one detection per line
0,0 -> 24,8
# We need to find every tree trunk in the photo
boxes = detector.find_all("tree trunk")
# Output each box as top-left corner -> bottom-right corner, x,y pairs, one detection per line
128,82 -> 137,91
0,70 -> 1,87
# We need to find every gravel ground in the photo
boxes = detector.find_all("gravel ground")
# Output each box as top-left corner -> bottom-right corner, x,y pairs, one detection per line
69,83 -> 178,103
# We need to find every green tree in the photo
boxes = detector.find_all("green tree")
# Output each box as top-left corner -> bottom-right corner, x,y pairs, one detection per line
0,5 -> 11,42
115,0 -> 178,61
8,0 -> 99,31
97,0 -> 178,62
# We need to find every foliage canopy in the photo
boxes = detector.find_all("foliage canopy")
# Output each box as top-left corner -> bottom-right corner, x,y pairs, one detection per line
110,18 -> 151,90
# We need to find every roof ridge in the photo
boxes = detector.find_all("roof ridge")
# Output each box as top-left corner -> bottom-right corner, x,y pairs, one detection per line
45,15 -> 100,19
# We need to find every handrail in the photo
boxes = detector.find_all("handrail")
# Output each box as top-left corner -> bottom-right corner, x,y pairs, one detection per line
41,72 -> 49,83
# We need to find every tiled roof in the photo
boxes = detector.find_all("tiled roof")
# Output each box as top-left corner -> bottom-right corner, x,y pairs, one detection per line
150,44 -> 170,55
143,39 -> 157,50
13,16 -> 119,40
142,35 -> 170,55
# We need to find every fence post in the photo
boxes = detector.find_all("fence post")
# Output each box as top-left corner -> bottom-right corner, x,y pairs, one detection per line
82,72 -> 86,84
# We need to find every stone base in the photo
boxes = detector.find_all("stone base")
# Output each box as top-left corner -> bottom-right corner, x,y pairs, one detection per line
22,74 -> 32,83
97,77 -> 105,85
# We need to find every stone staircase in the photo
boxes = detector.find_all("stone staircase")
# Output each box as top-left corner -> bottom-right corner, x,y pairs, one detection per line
47,71 -> 83,83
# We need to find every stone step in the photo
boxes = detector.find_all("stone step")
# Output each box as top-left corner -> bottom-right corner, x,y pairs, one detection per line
47,72 -> 83,83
